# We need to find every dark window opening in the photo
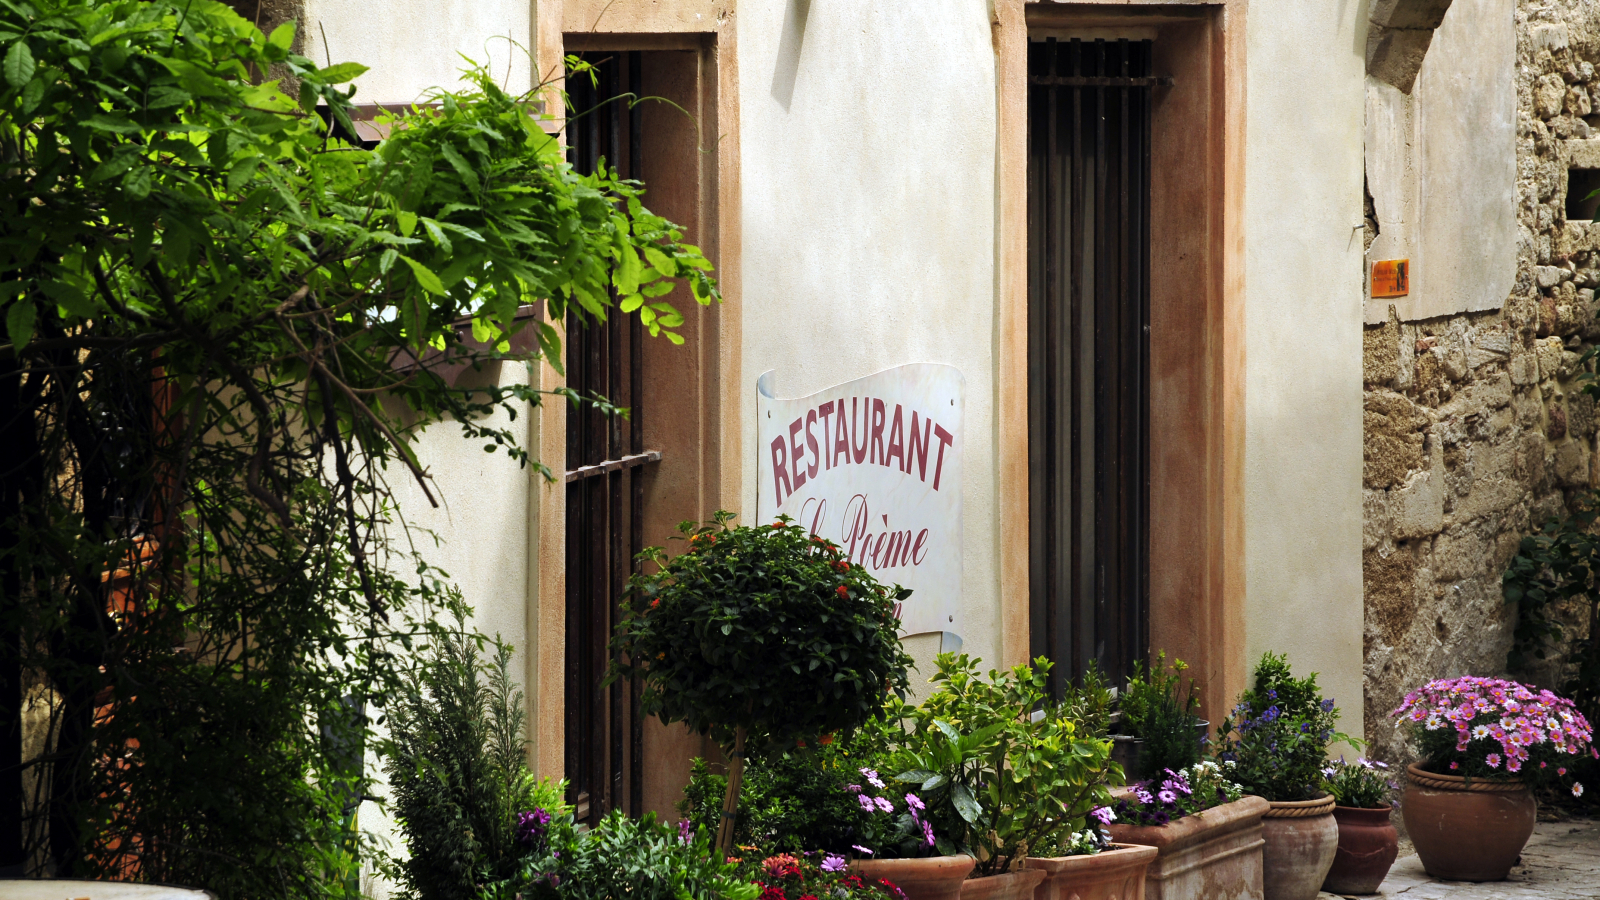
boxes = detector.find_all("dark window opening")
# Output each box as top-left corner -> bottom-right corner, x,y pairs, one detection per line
564,50 -> 650,827
1026,37 -> 1152,696
1568,168 -> 1600,221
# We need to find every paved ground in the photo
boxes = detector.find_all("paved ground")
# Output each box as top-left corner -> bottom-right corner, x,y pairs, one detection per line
1319,820 -> 1599,900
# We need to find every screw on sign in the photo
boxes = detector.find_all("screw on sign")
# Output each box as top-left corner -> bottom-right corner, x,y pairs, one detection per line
1372,259 -> 1409,298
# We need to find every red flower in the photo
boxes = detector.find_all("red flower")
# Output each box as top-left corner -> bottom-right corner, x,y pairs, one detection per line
650,599 -> 660,609
836,586 -> 849,597
818,733 -> 835,745
759,885 -> 788,900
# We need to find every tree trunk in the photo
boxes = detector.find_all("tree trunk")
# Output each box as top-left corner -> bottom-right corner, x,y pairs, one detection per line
715,726 -> 746,859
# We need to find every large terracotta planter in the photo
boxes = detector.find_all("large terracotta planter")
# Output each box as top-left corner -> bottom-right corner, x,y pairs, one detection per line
958,868 -> 1045,900
1026,844 -> 1157,900
852,855 -> 976,900
1321,805 -> 1398,895
1401,761 -> 1536,882
1108,795 -> 1269,900
1260,794 -> 1338,900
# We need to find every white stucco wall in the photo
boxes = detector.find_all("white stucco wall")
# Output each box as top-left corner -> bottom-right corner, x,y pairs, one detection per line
736,0 -> 1002,679
1243,3 -> 1368,741
303,0 -> 535,104
1364,0 -> 1517,324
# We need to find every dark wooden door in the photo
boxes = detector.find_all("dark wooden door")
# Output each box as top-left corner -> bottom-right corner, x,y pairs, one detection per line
1027,37 -> 1153,694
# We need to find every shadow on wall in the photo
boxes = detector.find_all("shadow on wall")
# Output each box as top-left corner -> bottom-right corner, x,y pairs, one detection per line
771,0 -> 811,110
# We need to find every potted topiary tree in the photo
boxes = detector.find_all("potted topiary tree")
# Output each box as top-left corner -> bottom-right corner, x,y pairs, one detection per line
1110,652 -> 1208,783
609,513 -> 913,856
1212,653 -> 1349,900
1390,677 -> 1594,882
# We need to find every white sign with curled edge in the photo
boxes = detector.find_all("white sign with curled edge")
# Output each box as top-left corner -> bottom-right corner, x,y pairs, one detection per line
756,364 -> 963,638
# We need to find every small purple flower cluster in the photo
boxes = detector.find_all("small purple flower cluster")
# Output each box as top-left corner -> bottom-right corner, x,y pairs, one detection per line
845,767 -> 935,855
1110,761 -> 1244,828
515,807 -> 552,850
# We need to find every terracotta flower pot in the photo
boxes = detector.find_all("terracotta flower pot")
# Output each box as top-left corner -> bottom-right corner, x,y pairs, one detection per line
1401,761 -> 1536,882
852,855 -> 976,900
958,868 -> 1045,900
1321,805 -> 1398,895
1025,844 -> 1158,900
1107,795 -> 1269,900
1260,794 -> 1338,900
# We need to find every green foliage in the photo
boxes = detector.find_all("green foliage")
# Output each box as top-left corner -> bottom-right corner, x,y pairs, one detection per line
0,0 -> 713,892
678,733 -> 885,855
1213,653 -> 1351,802
1503,492 -> 1600,732
1116,652 -> 1204,775
1323,757 -> 1397,809
1060,662 -> 1115,740
892,654 -> 1119,875
608,513 -> 913,752
494,810 -> 758,900
382,621 -> 564,900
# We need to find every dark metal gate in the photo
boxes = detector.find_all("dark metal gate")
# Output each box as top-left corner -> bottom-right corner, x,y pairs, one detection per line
564,50 -> 653,825
1026,37 -> 1153,693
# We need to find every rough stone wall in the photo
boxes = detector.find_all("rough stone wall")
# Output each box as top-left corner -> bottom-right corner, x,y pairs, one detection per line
1362,0 -> 1600,768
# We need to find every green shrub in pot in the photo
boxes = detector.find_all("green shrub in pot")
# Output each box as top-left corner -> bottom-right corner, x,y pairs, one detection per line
1116,653 -> 1204,776
1212,653 -> 1351,801
887,653 -> 1120,875
609,512 -> 914,854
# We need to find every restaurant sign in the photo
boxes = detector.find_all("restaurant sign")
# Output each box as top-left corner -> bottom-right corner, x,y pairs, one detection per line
756,364 -> 963,637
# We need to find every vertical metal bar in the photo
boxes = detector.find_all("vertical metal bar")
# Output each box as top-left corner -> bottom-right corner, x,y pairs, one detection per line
626,50 -> 645,820
1067,39 -> 1085,681
1027,36 -> 1046,676
605,57 -> 625,820
1041,38 -> 1060,700
1136,41 -> 1153,667
1116,40 -> 1133,675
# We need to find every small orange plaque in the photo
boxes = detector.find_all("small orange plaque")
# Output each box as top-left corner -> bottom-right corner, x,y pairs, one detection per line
1371,259 -> 1410,298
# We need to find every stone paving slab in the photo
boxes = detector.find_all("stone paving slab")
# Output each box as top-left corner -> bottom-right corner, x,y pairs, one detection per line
1317,820 -> 1598,900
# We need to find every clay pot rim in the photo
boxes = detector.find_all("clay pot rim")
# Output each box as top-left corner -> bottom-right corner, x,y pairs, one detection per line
1331,803 -> 1394,813
1105,795 -> 1269,854
1262,792 -> 1335,817
1406,761 -> 1531,793
961,867 -> 1047,885
1023,843 -> 1159,873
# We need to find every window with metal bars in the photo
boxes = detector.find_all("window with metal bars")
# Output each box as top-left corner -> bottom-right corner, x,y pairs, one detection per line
1026,37 -> 1152,695
563,50 -> 652,826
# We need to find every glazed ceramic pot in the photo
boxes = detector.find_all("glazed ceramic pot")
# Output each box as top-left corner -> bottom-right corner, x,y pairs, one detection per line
1025,844 -> 1158,900
958,868 -> 1045,900
1260,794 -> 1338,900
1401,762 -> 1536,882
1321,805 -> 1399,895
852,856 -> 976,900
1108,795 -> 1269,900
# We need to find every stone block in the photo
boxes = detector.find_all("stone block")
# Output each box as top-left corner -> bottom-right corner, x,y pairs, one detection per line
1365,547 -> 1419,647
1538,336 -> 1567,379
1367,27 -> 1436,93
1554,439 -> 1590,487
1365,392 -> 1430,488
1571,390 -> 1596,437
1432,528 -> 1486,581
1364,322 -> 1399,387
1394,439 -> 1446,539
1467,328 -> 1512,367
1530,22 -> 1571,52
1538,74 -> 1568,117
1537,265 -> 1566,287
1569,85 -> 1594,117
1510,346 -> 1539,384
1364,489 -> 1393,551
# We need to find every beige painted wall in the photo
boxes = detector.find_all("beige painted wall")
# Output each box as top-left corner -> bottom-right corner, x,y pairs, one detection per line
1243,1 -> 1368,742
302,0 -> 535,103
735,0 -> 1004,679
